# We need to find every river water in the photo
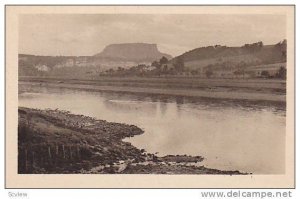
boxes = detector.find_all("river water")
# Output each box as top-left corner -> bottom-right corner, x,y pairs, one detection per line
18,84 -> 286,174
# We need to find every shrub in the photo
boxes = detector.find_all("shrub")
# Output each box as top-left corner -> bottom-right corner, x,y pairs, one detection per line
261,70 -> 270,78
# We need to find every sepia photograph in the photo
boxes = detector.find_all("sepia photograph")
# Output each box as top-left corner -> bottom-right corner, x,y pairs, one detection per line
5,5 -> 295,188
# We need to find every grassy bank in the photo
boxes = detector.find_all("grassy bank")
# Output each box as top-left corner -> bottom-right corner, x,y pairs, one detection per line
18,107 -> 244,174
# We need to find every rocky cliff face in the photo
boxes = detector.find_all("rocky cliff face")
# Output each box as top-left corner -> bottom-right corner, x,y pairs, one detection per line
94,43 -> 172,62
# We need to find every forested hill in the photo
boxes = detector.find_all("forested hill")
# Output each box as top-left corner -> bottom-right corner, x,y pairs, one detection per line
170,41 -> 286,70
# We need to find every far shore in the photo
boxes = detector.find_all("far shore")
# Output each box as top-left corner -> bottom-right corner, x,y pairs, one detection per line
19,76 -> 286,103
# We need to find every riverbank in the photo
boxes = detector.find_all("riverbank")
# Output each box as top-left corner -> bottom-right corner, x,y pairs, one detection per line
18,107 -> 244,174
19,76 -> 286,103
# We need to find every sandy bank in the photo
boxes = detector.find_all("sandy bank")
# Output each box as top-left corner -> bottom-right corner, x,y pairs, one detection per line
19,79 -> 286,103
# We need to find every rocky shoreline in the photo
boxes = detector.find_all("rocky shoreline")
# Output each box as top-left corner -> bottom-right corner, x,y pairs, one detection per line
18,107 -> 245,174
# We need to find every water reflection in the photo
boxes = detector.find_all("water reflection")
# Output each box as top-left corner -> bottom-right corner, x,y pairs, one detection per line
18,84 -> 286,174
104,99 -> 157,116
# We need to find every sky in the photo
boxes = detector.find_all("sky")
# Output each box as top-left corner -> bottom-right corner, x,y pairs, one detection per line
19,14 -> 286,57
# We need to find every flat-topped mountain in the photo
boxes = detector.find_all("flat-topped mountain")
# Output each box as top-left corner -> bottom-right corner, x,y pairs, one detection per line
94,43 -> 172,62
18,43 -> 172,76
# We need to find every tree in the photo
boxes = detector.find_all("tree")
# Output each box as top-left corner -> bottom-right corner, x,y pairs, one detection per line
243,41 -> 263,51
159,56 -> 168,65
276,66 -> 286,79
261,70 -> 270,78
151,60 -> 159,67
163,65 -> 168,72
278,40 -> 287,62
173,57 -> 185,72
151,60 -> 161,70
281,39 -> 287,46
117,67 -> 124,71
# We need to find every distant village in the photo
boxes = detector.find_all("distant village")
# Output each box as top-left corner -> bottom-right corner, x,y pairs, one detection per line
100,56 -> 286,79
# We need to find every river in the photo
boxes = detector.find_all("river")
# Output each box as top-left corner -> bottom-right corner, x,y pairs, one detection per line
18,84 -> 286,174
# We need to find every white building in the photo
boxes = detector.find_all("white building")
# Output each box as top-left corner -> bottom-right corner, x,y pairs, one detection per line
35,64 -> 49,72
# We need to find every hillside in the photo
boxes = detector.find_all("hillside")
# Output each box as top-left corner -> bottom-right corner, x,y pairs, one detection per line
170,41 -> 287,72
